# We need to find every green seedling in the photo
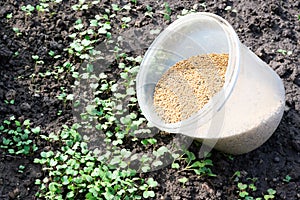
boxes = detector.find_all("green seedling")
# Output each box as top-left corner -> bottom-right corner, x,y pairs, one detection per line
111,4 -> 120,11
34,125 -> 158,199
12,27 -> 22,36
6,13 -> 12,19
74,19 -> 84,30
32,55 -> 44,72
235,177 -> 275,200
141,138 -> 157,146
121,16 -> 132,28
163,2 -> 172,21
283,175 -> 291,182
18,165 -> 25,173
232,170 -> 242,181
32,55 -> 44,65
57,110 -> 62,116
277,49 -> 292,56
48,50 -> 55,57
4,99 -> 14,105
178,177 -> 188,185
14,51 -> 19,57
172,150 -> 216,177
238,182 -> 249,198
264,188 -> 276,200
36,3 -> 49,13
0,117 -> 39,155
145,5 -> 153,17
21,4 -> 35,15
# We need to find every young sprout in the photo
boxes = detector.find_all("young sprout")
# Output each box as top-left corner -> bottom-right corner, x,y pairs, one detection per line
12,27 -> 22,36
145,5 -> 154,18
48,50 -> 55,57
121,17 -> 132,28
21,4 -> 35,15
6,13 -> 12,19
277,49 -> 292,56
164,2 -> 172,21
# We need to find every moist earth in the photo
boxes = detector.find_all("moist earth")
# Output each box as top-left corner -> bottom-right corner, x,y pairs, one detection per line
0,0 -> 299,200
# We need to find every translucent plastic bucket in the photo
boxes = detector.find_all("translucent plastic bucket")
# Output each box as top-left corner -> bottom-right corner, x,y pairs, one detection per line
136,12 -> 285,154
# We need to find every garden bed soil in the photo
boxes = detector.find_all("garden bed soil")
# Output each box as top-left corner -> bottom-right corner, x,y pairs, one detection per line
0,0 -> 299,199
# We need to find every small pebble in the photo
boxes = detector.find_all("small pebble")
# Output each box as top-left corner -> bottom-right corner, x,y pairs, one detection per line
20,102 -> 31,111
273,156 -> 280,163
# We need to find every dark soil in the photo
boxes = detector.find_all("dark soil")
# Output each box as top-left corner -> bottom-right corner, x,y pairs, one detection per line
0,0 -> 299,200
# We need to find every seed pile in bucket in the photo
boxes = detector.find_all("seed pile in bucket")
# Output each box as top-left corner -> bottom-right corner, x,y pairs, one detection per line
153,53 -> 228,123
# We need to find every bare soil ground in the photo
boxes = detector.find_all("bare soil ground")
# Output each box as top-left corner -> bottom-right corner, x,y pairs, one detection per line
0,0 -> 299,199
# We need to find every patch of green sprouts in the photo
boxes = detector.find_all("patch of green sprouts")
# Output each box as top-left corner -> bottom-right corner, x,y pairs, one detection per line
0,116 -> 40,155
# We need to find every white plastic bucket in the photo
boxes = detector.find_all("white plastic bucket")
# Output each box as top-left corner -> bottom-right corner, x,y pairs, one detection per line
136,13 -> 285,154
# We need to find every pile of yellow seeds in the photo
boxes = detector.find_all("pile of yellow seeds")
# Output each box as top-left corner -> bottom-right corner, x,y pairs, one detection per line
153,53 -> 229,123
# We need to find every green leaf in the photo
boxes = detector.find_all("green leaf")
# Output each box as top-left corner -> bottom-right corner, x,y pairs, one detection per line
98,28 -> 107,34
35,179 -> 41,185
185,150 -> 195,162
49,182 -> 59,192
8,149 -> 15,154
143,191 -> 155,198
62,176 -> 70,185
249,183 -> 257,191
267,188 -> 276,195
121,17 -> 131,23
86,63 -> 94,73
238,182 -> 248,190
171,162 -> 180,169
32,55 -> 39,60
190,161 -> 204,168
3,138 -> 12,145
111,4 -> 120,11
23,119 -> 30,126
239,191 -> 249,198
103,190 -> 114,200
283,175 -> 291,182
90,19 -> 98,27
147,178 -> 158,187
153,160 -> 163,167
103,23 -> 111,30
178,177 -> 188,184
48,50 -> 55,57
120,148 -> 131,158
127,187 -> 138,193
81,39 -> 92,46
86,105 -> 97,115
126,87 -> 136,95
15,120 -> 21,127
31,126 -> 41,134
6,13 -> 12,19
141,165 -> 150,173
154,146 -> 169,157
49,159 -> 58,167
67,191 -> 75,198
